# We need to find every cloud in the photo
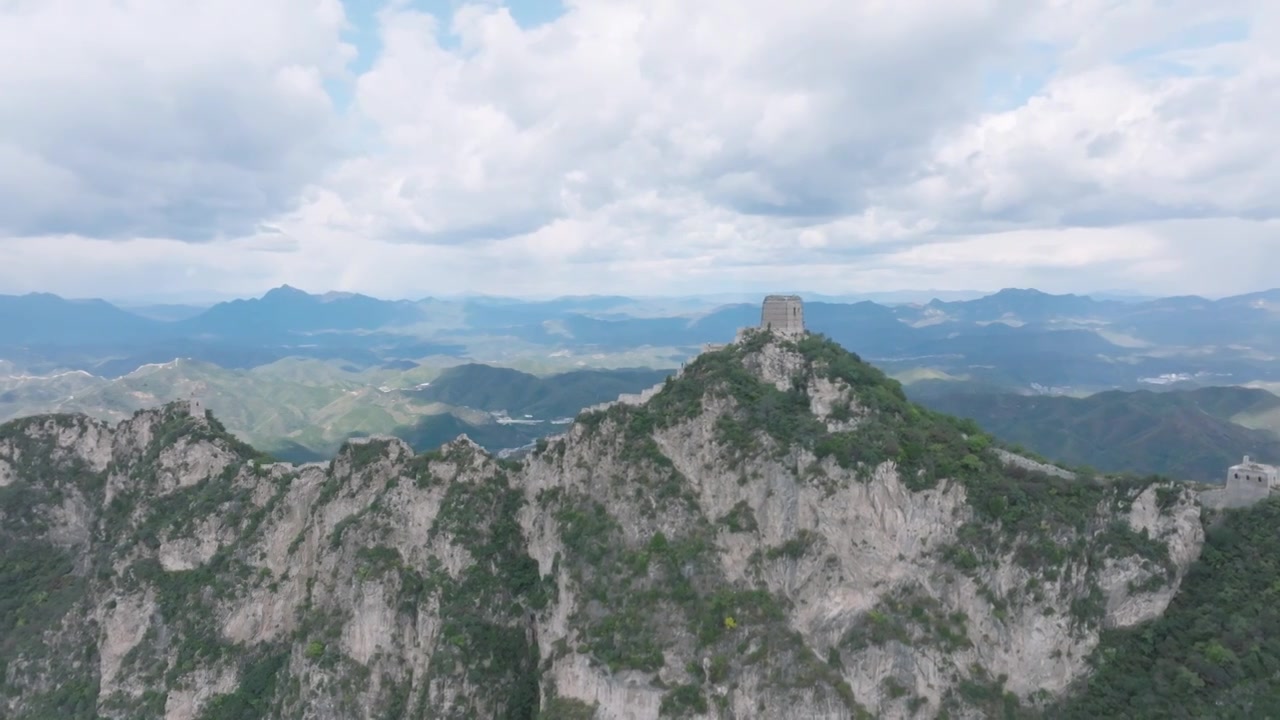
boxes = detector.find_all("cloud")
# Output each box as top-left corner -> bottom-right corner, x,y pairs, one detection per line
910,49 -> 1280,228
0,0 -> 354,240
329,0 -> 1032,243
0,0 -> 1276,300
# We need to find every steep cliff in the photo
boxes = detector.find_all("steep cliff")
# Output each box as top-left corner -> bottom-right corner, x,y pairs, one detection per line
0,332 -> 1205,719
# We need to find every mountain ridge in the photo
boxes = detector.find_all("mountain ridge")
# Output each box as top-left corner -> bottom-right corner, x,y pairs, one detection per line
921,386 -> 1280,482
0,329 -> 1212,719
7,287 -> 1280,396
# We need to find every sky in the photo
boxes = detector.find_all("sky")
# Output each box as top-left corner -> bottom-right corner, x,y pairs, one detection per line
0,0 -> 1276,302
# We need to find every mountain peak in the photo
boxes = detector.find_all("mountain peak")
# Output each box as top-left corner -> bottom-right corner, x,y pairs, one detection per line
580,329 -> 1034,490
0,329 -> 1210,719
261,284 -> 312,301
992,287 -> 1051,297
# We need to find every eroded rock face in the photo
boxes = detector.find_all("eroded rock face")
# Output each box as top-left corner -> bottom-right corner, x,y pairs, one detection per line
526,378 -> 1203,718
0,336 -> 1209,720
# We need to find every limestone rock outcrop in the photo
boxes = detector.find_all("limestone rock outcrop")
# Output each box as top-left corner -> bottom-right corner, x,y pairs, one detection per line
0,333 -> 1206,719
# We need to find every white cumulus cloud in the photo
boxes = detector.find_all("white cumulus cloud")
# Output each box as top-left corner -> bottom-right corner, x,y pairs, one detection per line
0,0 -> 353,240
0,0 -> 1276,300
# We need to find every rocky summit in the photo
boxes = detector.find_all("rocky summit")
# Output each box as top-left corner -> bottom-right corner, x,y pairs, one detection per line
0,330 -> 1207,719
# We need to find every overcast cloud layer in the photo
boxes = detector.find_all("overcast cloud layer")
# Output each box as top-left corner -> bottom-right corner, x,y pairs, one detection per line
0,0 -> 1275,301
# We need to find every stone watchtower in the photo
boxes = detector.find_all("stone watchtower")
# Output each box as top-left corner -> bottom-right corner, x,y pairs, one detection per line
1228,455 -> 1279,489
1204,454 -> 1280,509
760,295 -> 805,336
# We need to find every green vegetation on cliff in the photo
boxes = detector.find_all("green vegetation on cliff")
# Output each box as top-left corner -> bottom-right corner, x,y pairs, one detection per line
575,331 -> 1179,652
588,331 -> 1167,538
1053,497 -> 1280,719
581,330 -> 994,490
421,465 -> 547,719
0,331 -> 1241,719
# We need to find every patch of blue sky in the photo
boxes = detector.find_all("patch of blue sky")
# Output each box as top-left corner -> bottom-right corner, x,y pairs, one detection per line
979,15 -> 1248,112
346,0 -> 564,63
1119,16 -> 1249,78
981,41 -> 1057,112
327,0 -> 565,110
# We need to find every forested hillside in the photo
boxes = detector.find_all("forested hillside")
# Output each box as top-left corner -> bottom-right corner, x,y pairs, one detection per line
921,387 -> 1280,482
1054,497 -> 1280,719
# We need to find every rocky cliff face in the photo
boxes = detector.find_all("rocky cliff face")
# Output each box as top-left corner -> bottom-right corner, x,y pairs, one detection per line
0,331 -> 1204,720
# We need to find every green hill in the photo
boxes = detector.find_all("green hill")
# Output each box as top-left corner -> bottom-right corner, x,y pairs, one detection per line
1054,496 -> 1280,718
0,359 -> 671,461
412,363 -> 674,419
919,387 -> 1280,482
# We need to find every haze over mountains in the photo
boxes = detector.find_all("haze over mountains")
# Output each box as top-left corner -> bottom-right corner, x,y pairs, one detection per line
4,285 -> 1280,479
7,0 -> 1280,715
6,284 -> 1280,380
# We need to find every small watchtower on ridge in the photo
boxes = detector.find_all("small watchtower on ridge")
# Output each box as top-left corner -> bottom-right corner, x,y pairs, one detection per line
1203,454 -> 1280,509
183,393 -> 205,420
760,295 -> 805,336
1228,455 -> 1279,489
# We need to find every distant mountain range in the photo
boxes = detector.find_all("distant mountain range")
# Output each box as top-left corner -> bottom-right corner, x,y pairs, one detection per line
4,286 -> 1280,391
917,386 -> 1280,482
0,356 -> 671,463
5,283 -> 1280,481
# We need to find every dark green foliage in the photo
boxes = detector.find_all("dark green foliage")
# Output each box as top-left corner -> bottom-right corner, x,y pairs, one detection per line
646,335 -> 1174,581
919,386 -> 1280,482
944,666 -> 1026,720
319,438 -> 398,504
355,545 -> 403,580
202,412 -> 276,464
0,539 -> 87,689
660,684 -> 709,716
377,676 -> 411,720
574,403 -> 695,507
0,405 -> 295,718
0,418 -> 106,717
1096,520 -> 1174,578
0,417 -> 109,495
132,557 -> 237,681
406,447 -> 445,488
1156,485 -> 1182,510
942,465 -> 1172,612
718,500 -> 758,533
594,333 -> 1188,655
551,492 -> 790,678
125,460 -> 262,555
16,675 -> 101,720
609,332 -> 1030,496
841,585 -> 972,654
424,469 -> 547,719
1,339 -> 1247,719
0,542 -> 83,655
198,649 -> 289,720
1051,497 -> 1280,719
139,406 -> 271,467
346,438 -> 391,470
112,461 -> 294,701
766,530 -> 819,560
536,695 -> 598,720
